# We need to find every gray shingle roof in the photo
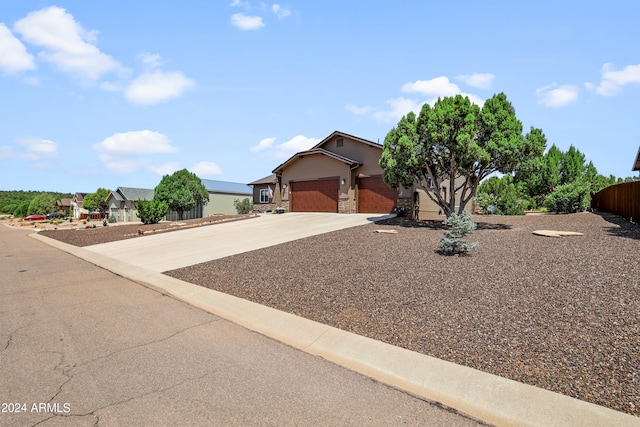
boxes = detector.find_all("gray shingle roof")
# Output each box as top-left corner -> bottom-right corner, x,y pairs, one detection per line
117,187 -> 155,201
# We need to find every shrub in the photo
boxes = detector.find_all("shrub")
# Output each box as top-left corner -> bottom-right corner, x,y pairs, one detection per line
544,182 -> 590,213
108,214 -> 117,223
136,199 -> 169,224
233,198 -> 253,214
437,211 -> 479,256
103,219 -> 108,226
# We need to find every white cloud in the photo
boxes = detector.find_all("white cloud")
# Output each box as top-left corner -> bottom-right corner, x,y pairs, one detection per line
191,161 -> 223,177
13,6 -> 122,81
17,137 -> 59,160
402,76 -> 462,97
345,104 -> 375,115
0,24 -> 35,74
272,4 -> 291,19
138,52 -> 162,69
537,84 -> 579,107
590,63 -> 640,96
456,73 -> 495,89
250,137 -> 276,152
149,162 -> 181,176
373,97 -> 424,123
93,130 -> 178,154
231,13 -> 265,30
278,135 -> 319,154
255,135 -> 320,159
124,70 -> 195,105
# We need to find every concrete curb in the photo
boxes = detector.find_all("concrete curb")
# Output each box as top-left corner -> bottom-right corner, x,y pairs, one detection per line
31,232 -> 640,427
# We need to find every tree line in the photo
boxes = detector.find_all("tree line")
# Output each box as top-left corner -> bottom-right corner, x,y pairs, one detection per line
0,191 -> 72,217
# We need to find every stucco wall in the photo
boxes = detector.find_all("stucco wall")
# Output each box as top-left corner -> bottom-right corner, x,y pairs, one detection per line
281,154 -> 350,202
204,192 -> 252,216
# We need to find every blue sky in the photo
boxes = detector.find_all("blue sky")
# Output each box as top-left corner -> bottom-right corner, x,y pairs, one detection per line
1,1 -> 639,192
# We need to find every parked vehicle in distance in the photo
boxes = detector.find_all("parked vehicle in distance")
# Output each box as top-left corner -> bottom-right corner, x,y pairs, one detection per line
23,214 -> 47,221
46,212 -> 67,220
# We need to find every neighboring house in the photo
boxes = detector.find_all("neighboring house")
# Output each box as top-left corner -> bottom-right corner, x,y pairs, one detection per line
107,180 -> 252,223
254,130 -> 469,218
70,192 -> 88,218
633,146 -> 640,172
107,187 -> 155,223
56,198 -> 71,214
200,179 -> 253,217
248,174 -> 277,213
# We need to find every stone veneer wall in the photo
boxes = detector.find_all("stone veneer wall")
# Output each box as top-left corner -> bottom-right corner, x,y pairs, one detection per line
338,198 -> 350,214
397,197 -> 414,217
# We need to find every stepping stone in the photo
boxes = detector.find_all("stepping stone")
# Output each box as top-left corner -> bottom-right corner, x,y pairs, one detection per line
533,230 -> 584,238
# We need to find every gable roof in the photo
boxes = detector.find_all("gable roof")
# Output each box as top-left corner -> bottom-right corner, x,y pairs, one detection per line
634,146 -> 640,172
116,187 -> 155,201
72,192 -> 88,202
248,174 -> 277,186
272,147 -> 362,175
201,179 -> 252,195
311,130 -> 382,150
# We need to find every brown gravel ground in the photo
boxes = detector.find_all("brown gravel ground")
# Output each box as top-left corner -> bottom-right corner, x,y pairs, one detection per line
36,214 -> 254,246
162,211 -> 640,417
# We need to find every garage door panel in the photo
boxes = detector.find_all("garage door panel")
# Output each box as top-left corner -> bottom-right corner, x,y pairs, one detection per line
358,176 -> 397,213
291,179 -> 339,212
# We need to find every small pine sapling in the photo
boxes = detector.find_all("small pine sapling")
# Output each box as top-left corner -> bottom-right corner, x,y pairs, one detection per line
437,211 -> 479,256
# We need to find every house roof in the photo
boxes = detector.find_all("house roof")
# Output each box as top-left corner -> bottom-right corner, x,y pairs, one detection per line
272,148 -> 362,174
311,130 -> 382,150
72,192 -> 88,202
57,198 -> 72,207
248,174 -> 277,186
201,179 -> 252,195
633,146 -> 640,171
116,187 -> 155,201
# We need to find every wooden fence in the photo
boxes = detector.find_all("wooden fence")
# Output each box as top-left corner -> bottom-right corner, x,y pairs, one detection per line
591,181 -> 640,222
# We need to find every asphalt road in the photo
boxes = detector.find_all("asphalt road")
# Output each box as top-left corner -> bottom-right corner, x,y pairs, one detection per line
0,225 -> 481,426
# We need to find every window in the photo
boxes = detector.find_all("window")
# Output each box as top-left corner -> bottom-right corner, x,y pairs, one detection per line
260,188 -> 270,203
336,138 -> 343,147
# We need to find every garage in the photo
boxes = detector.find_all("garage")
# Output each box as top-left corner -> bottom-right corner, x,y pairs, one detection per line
291,179 -> 339,212
357,176 -> 398,213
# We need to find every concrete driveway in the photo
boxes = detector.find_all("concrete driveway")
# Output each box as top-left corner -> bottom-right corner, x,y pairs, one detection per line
84,213 -> 387,272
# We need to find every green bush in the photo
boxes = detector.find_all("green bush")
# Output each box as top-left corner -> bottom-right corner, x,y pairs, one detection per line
233,198 -> 253,214
136,199 -> 169,224
437,212 -> 479,256
103,219 -> 108,226
544,182 -> 590,213
108,214 -> 117,223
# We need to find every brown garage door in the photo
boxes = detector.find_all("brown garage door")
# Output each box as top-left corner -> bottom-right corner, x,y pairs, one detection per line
291,179 -> 339,212
357,176 -> 398,213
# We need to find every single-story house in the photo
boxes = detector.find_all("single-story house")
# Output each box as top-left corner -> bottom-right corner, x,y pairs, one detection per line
70,192 -> 88,218
107,187 -> 155,223
201,179 -> 253,217
249,130 -> 468,219
107,180 -> 253,222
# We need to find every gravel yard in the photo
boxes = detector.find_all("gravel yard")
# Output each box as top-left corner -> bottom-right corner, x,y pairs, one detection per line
162,212 -> 640,416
